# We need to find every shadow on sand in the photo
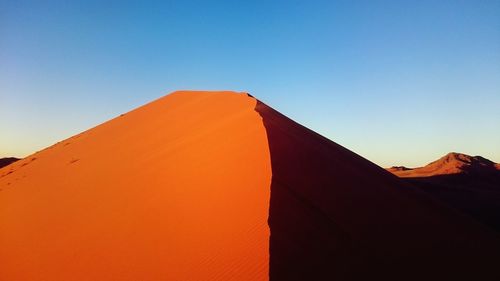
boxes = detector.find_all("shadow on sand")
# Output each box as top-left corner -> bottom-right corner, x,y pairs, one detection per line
254,99 -> 500,280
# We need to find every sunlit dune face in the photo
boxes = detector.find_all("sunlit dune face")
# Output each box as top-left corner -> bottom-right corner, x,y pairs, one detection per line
0,91 -> 272,281
2,91 -> 500,281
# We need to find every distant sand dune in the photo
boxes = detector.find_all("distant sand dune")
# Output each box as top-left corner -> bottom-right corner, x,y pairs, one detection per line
388,152 -> 500,177
0,157 -> 19,169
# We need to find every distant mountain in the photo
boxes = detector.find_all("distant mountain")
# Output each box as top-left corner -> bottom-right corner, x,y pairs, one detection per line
0,157 -> 19,169
387,152 -> 500,232
387,152 -> 500,178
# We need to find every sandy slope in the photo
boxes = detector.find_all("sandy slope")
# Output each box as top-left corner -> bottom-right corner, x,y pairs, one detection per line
0,91 -> 271,281
2,91 -> 500,280
256,102 -> 500,280
387,152 -> 500,234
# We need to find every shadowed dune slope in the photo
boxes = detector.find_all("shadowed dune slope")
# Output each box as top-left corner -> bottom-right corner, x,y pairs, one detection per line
2,91 -> 500,281
387,153 -> 500,234
256,101 -> 500,280
403,173 -> 500,233
0,91 -> 272,281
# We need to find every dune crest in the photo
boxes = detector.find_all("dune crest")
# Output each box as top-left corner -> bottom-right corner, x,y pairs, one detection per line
2,92 -> 500,280
0,91 -> 272,281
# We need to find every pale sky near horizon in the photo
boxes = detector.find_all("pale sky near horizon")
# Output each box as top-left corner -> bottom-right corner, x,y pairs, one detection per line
1,0 -> 499,167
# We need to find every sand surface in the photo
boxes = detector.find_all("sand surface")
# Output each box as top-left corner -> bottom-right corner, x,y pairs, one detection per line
256,101 -> 500,280
387,153 -> 500,235
0,91 -> 271,281
2,91 -> 500,280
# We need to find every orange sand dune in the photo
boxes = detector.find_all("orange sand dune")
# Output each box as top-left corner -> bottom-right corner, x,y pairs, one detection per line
0,91 -> 271,281
1,91 -> 500,280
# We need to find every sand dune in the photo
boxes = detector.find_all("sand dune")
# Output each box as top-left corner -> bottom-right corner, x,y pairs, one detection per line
256,102 -> 500,280
1,91 -> 271,281
387,152 -> 500,177
2,91 -> 500,280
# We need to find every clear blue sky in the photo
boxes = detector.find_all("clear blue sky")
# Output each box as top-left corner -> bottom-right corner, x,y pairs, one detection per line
1,0 -> 499,167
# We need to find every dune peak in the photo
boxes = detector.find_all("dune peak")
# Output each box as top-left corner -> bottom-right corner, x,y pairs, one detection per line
2,92 -> 500,280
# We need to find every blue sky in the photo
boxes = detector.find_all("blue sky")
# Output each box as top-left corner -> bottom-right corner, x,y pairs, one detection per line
1,0 -> 499,167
